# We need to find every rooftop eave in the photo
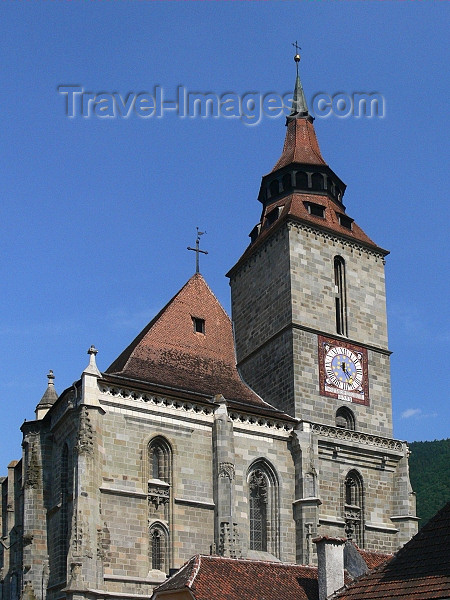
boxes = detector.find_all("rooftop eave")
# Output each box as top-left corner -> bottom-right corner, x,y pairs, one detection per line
227,213 -> 389,280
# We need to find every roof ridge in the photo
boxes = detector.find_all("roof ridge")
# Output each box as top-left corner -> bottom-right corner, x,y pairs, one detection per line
187,554 -> 202,588
198,554 -> 317,568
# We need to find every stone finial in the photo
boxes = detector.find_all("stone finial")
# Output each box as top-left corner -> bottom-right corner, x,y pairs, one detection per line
83,345 -> 101,377
47,369 -> 55,384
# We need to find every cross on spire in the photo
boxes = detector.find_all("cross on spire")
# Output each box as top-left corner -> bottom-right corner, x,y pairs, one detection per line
187,227 -> 208,274
292,40 -> 302,75
292,40 -> 301,54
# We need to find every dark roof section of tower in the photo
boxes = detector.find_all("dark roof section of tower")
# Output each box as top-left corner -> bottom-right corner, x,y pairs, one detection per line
36,370 -> 58,409
332,502 -> 450,600
105,274 -> 290,418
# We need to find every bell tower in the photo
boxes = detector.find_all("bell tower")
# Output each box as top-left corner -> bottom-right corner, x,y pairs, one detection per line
228,53 -> 392,438
228,52 -> 417,557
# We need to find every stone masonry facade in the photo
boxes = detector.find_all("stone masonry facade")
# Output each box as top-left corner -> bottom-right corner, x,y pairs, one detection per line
0,66 -> 418,600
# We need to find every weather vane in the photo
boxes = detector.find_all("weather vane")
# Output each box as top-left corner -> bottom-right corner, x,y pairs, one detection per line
187,227 -> 208,274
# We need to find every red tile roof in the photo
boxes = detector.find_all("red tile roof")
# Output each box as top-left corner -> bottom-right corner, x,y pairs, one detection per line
228,192 -> 387,278
271,118 -> 327,171
105,274 -> 289,417
333,502 -> 450,600
152,555 -> 323,600
355,546 -> 393,570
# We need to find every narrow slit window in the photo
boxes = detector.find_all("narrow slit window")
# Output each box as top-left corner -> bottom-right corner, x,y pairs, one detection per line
192,317 -> 205,334
334,256 -> 348,336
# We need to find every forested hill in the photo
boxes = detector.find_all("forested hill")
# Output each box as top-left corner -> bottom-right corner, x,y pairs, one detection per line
408,438 -> 450,527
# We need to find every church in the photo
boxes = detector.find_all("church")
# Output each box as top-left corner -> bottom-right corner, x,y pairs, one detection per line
0,54 -> 418,600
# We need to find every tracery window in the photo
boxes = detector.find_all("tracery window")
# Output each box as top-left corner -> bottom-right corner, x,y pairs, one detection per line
344,469 -> 364,547
249,470 -> 268,551
247,460 -> 280,557
149,523 -> 169,573
334,256 -> 348,336
148,437 -> 172,483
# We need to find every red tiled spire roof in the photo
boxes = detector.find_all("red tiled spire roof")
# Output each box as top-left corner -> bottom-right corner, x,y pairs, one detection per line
106,274 -> 285,415
271,117 -> 327,171
332,502 -> 450,600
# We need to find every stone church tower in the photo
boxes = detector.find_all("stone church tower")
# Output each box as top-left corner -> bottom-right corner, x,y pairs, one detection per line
0,58 -> 417,600
227,56 -> 418,561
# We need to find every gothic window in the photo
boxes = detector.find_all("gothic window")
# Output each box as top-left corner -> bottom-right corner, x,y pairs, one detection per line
344,470 -> 364,547
249,470 -> 267,551
334,256 -> 348,336
336,407 -> 356,430
247,460 -> 280,557
149,523 -> 169,573
148,437 -> 172,483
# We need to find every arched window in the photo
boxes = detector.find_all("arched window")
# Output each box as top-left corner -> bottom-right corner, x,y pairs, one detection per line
336,407 -> 356,430
311,173 -> 324,191
334,256 -> 348,336
148,437 -> 172,483
148,437 -> 172,524
269,180 -> 280,198
247,460 -> 280,557
295,171 -> 308,189
149,522 -> 169,574
282,173 -> 292,192
60,443 -> 69,578
344,470 -> 364,547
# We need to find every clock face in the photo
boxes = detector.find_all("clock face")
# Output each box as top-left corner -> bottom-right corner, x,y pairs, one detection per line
324,347 -> 363,392
318,336 -> 369,405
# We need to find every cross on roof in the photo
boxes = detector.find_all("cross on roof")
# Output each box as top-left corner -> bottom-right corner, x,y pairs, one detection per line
187,227 -> 208,274
292,40 -> 301,54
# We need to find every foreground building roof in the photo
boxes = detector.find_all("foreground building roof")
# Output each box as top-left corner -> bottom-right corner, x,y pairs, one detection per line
106,273 -> 288,418
152,554 -> 323,600
332,502 -> 450,600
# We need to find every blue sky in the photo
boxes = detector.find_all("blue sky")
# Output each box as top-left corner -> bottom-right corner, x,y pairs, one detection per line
0,2 -> 448,470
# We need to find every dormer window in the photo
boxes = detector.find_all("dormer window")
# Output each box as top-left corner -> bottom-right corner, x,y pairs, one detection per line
265,206 -> 283,227
249,224 -> 261,244
192,317 -> 205,334
337,213 -> 353,230
305,202 -> 325,218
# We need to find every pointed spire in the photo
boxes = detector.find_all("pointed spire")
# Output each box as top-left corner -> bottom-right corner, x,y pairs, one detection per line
287,50 -> 311,123
35,370 -> 58,419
